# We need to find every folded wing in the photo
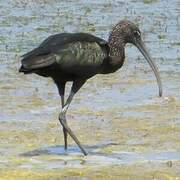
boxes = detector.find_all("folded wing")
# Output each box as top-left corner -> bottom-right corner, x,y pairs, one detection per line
20,33 -> 109,72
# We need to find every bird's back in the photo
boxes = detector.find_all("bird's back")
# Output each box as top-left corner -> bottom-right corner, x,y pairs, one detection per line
19,33 -> 109,80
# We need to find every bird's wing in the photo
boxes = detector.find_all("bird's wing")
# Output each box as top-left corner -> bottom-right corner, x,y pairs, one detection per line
21,33 -> 109,70
53,41 -> 107,74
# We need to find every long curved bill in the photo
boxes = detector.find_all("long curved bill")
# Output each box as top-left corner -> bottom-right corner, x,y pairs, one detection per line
135,38 -> 162,97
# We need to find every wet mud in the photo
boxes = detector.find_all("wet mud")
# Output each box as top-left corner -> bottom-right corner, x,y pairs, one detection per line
0,0 -> 179,179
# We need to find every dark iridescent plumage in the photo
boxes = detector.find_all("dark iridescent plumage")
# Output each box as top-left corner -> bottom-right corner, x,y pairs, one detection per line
19,20 -> 162,155
20,33 -> 109,80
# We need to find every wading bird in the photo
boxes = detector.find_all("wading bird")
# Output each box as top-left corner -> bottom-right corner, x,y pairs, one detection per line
19,20 -> 162,156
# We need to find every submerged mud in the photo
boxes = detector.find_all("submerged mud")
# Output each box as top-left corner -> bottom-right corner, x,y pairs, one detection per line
0,0 -> 180,179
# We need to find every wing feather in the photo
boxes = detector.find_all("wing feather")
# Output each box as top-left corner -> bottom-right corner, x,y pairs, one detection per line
21,33 -> 109,71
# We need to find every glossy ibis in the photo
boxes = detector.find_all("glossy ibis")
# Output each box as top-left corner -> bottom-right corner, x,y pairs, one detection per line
19,20 -> 162,155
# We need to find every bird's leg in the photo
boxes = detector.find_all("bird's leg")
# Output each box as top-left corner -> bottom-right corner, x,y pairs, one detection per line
59,80 -> 87,155
60,91 -> 68,150
55,81 -> 68,150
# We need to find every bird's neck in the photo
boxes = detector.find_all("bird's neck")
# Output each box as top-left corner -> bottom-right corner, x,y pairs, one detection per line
108,34 -> 126,58
101,34 -> 125,74
109,42 -> 125,61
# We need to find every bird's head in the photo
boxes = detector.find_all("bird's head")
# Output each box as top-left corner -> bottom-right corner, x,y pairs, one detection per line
109,20 -> 162,97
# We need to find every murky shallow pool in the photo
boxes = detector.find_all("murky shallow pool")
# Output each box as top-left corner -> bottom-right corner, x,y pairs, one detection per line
0,0 -> 180,179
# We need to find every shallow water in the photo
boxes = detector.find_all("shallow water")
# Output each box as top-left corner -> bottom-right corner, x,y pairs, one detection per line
0,0 -> 180,179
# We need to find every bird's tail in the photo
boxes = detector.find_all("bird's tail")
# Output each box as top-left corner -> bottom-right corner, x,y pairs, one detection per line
19,65 -> 33,74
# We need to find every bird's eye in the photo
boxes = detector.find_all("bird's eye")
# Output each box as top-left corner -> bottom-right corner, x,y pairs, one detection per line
133,30 -> 141,37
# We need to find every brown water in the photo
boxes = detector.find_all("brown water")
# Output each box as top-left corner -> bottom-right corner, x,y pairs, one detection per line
0,0 -> 180,179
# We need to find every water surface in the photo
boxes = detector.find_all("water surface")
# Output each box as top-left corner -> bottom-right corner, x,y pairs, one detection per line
0,0 -> 179,179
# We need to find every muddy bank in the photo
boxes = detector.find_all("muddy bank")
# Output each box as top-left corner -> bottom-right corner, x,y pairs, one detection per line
0,0 -> 179,179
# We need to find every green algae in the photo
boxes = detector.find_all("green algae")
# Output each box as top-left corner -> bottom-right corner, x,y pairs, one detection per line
173,41 -> 180,46
142,0 -> 158,4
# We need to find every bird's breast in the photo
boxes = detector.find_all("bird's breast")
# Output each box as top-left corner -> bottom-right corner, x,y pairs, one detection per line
100,56 -> 125,74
